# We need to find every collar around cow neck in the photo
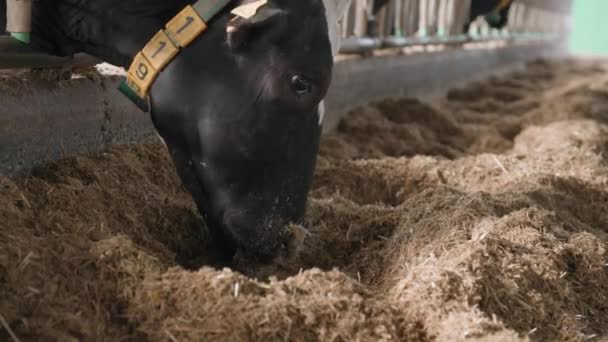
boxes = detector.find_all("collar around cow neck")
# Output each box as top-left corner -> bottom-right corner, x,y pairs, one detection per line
496,0 -> 513,11
118,0 -> 236,112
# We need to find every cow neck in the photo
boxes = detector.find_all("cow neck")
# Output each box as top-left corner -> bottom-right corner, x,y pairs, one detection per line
118,0 -> 235,112
496,0 -> 513,11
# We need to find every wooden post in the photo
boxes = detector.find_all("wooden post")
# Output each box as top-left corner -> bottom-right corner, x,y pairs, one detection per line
428,0 -> 437,36
353,0 -> 367,37
419,0 -> 428,37
448,0 -> 470,35
437,0 -> 449,36
393,0 -> 403,36
6,0 -> 32,43
341,2 -> 354,38
407,0 -> 420,37
377,3 -> 389,37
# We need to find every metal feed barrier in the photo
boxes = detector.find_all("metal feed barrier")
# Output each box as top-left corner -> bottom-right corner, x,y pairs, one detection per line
338,0 -> 572,54
0,0 -> 573,69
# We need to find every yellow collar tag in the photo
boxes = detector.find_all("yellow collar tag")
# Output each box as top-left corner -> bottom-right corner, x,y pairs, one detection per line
119,0 -> 234,110
123,5 -> 208,99
124,0 -> 270,99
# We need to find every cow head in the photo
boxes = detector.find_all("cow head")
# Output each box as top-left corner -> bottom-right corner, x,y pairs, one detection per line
149,0 -> 349,271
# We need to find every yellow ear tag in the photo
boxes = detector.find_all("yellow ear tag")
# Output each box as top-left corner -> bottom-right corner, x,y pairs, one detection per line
230,0 -> 268,19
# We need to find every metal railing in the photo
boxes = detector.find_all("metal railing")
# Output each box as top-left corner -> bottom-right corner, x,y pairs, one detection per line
338,0 -> 573,54
0,0 -> 572,69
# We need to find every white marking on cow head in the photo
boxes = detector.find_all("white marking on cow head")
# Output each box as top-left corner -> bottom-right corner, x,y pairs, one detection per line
318,100 -> 326,125
156,132 -> 167,147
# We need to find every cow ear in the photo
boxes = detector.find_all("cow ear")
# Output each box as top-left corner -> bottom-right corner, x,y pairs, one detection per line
226,3 -> 287,52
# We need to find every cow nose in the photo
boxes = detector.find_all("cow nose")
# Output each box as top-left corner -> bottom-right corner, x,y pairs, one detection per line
221,208 -> 306,265
222,209 -> 281,260
229,224 -> 311,278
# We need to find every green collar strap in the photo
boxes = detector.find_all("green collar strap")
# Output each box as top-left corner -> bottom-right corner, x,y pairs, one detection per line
118,0 -> 234,112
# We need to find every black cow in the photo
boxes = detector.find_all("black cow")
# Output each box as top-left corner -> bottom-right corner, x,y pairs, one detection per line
464,0 -> 513,34
372,0 -> 390,14
363,0 -> 390,36
5,0 -> 347,272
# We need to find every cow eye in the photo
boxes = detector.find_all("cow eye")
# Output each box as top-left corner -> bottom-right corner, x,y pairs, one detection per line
290,75 -> 312,95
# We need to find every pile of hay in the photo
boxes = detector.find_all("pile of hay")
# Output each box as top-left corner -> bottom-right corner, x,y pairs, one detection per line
1,59 -> 607,341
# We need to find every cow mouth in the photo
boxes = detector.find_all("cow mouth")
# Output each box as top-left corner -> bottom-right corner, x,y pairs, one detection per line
229,223 -> 311,278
